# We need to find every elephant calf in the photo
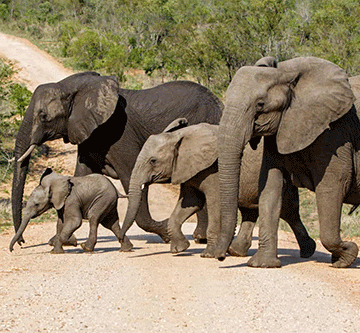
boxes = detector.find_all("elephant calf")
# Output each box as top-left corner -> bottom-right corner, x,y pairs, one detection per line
10,168 -> 132,254
119,118 -> 316,258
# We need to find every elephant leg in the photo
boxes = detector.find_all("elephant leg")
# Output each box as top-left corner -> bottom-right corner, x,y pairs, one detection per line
51,213 -> 82,254
135,189 -> 170,242
280,182 -> 316,258
316,186 -> 358,268
169,185 -> 204,254
193,206 -> 208,244
201,195 -> 220,258
101,210 -> 133,252
248,166 -> 283,268
48,216 -> 77,247
81,218 -> 99,252
228,208 -> 258,257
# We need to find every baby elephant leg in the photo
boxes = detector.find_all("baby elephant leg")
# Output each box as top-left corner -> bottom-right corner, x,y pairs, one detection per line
81,216 -> 99,252
192,207 -> 208,244
100,209 -> 134,252
51,212 -> 82,254
169,184 -> 204,254
228,208 -> 258,257
48,216 -> 77,247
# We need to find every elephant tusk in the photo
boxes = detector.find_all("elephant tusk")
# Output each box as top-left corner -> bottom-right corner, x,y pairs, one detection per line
17,144 -> 36,163
141,184 -> 145,190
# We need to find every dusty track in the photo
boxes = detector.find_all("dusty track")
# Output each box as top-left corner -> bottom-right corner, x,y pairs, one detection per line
0,32 -> 359,332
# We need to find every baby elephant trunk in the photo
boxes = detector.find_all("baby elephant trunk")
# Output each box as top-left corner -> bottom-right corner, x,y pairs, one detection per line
9,212 -> 32,252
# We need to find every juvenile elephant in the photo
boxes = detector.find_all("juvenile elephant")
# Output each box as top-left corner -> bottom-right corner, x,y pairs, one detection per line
9,168 -> 132,254
119,118 -> 315,258
215,56 -> 360,268
12,72 -> 223,246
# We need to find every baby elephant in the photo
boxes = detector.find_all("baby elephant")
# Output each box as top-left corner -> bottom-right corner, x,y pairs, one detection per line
10,168 -> 133,254
119,118 -> 316,258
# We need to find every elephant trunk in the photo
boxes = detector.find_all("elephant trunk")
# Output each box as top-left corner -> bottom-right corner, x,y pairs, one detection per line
215,105 -> 254,261
119,162 -> 148,240
9,211 -> 32,252
11,102 -> 35,236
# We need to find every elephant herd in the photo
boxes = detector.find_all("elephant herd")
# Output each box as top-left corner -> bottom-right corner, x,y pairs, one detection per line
9,56 -> 360,269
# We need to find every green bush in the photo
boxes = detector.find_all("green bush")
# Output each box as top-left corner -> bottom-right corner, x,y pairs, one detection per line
0,60 -> 32,182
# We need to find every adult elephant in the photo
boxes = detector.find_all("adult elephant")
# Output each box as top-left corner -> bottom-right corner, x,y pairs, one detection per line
215,56 -> 359,268
12,72 -> 223,245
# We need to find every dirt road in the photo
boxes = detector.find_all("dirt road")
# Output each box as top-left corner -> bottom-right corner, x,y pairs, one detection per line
0,32 -> 359,333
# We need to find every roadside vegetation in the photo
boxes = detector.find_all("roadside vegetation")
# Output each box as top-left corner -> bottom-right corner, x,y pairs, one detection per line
0,0 -> 359,240
0,0 -> 359,95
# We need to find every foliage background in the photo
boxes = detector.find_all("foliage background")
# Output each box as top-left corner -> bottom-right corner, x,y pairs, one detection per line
0,0 -> 359,95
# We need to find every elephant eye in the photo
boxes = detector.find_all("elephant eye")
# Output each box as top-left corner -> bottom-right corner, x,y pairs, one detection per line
150,158 -> 157,166
39,111 -> 48,122
256,101 -> 265,110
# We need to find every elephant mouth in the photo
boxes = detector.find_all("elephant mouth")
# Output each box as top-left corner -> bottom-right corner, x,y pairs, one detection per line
150,174 -> 171,184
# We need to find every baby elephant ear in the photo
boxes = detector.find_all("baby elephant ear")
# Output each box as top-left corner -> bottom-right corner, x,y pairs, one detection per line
276,57 -> 355,154
42,174 -> 73,210
171,124 -> 218,185
67,75 -> 123,144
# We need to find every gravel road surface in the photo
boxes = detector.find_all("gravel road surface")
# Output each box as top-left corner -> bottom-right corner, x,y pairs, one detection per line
0,32 -> 359,333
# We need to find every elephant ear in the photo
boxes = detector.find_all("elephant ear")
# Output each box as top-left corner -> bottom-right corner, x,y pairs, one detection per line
255,56 -> 277,68
41,172 -> 72,210
171,124 -> 218,185
163,118 -> 189,133
276,57 -> 355,154
67,75 -> 122,144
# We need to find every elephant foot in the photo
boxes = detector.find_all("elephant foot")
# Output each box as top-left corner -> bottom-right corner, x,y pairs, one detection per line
170,239 -> 190,253
228,239 -> 251,257
49,234 -> 77,247
331,241 -> 358,268
50,247 -> 65,254
64,234 -> 78,247
192,227 -> 207,244
299,238 -> 316,258
200,246 -> 216,258
17,236 -> 25,246
247,251 -> 281,268
48,235 -> 56,246
155,219 -> 171,243
80,242 -> 94,252
120,239 -> 134,252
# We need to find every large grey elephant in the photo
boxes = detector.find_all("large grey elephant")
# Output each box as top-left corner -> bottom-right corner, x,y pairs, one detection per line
10,168 -> 132,254
119,118 -> 315,258
215,56 -> 360,268
12,72 -> 223,246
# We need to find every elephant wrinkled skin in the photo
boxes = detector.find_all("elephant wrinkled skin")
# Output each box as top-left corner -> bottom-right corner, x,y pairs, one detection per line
119,118 -> 315,258
12,72 -> 223,246
216,56 -> 360,268
10,168 -> 132,254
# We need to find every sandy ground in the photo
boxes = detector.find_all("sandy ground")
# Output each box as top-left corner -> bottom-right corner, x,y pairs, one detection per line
0,32 -> 360,333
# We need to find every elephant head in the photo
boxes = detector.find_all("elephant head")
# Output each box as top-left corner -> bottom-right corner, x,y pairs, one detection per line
215,56 -> 355,260
11,72 -> 126,242
9,168 -> 72,251
119,118 -> 218,240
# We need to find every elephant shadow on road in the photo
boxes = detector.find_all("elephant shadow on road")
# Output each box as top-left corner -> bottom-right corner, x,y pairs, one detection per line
221,247 -> 360,269
19,233 -> 359,267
